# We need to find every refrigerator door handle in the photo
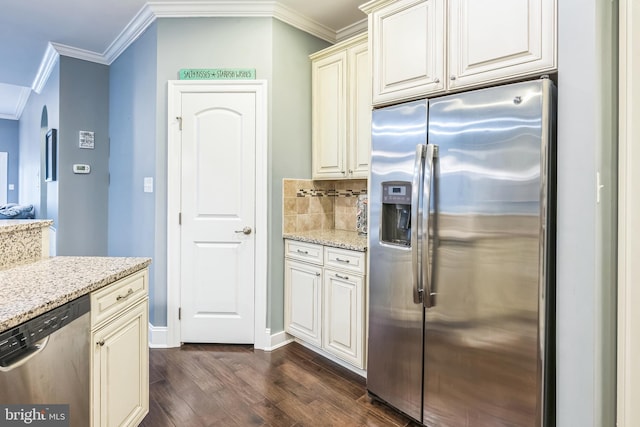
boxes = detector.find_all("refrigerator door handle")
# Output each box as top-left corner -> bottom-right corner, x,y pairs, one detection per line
422,144 -> 438,308
412,144 -> 426,304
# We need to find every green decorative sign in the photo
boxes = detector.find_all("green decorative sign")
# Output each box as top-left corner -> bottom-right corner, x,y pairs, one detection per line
179,68 -> 256,80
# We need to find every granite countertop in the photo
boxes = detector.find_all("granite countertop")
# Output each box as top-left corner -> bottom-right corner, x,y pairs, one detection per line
283,229 -> 368,252
0,256 -> 151,333
0,219 -> 53,234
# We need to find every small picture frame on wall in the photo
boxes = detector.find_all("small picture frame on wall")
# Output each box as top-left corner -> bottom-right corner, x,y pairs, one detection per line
45,129 -> 57,182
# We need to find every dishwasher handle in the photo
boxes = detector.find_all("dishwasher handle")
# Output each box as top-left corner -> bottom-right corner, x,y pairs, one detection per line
0,336 -> 50,372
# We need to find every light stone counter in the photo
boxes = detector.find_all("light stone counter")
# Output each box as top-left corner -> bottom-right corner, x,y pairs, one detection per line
0,219 -> 53,270
0,256 -> 151,333
0,219 -> 53,234
284,229 -> 367,252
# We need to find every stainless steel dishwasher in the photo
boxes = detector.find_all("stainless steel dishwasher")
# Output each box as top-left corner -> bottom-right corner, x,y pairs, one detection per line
0,294 -> 90,427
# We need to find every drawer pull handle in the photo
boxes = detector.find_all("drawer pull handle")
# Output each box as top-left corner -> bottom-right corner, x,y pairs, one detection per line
335,257 -> 350,263
97,340 -> 105,346
296,250 -> 309,255
335,274 -> 349,280
116,288 -> 134,301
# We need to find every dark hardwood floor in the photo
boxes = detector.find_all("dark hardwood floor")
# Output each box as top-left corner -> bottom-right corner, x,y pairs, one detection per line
140,342 -> 419,427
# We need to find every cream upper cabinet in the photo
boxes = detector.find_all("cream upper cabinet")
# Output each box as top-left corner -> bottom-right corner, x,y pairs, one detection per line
348,40 -> 371,179
364,0 -> 445,105
311,33 -> 371,179
361,0 -> 557,106
448,0 -> 556,90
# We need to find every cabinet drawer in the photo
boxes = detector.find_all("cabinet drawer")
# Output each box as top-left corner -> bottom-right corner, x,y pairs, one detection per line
285,240 -> 324,265
324,246 -> 366,274
91,269 -> 148,327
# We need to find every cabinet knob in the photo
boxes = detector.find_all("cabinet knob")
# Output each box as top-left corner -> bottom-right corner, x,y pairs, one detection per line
316,273 -> 321,277
342,171 -> 346,175
450,75 -> 457,81
434,78 -> 440,84
348,169 -> 353,175
97,339 -> 105,346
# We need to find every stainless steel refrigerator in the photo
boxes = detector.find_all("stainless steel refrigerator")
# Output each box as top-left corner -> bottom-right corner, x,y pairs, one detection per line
367,79 -> 556,427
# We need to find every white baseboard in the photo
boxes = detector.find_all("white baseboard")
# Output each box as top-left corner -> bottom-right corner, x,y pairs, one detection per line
263,329 -> 293,351
148,323 -> 169,348
148,325 -> 292,350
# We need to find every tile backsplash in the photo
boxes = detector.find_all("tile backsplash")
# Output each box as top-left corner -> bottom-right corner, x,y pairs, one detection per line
283,179 -> 367,234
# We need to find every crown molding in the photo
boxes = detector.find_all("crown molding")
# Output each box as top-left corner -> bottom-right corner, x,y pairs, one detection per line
0,86 -> 31,120
31,1 -> 355,93
336,18 -> 367,42
50,42 -> 110,65
104,1 -> 338,66
13,86 -> 31,119
104,4 -> 157,65
32,43 -> 60,94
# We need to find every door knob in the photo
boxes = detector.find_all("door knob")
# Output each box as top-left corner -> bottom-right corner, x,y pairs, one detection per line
235,226 -> 252,235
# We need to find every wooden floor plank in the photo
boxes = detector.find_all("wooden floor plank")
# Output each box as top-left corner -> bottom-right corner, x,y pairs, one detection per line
141,342 -> 416,427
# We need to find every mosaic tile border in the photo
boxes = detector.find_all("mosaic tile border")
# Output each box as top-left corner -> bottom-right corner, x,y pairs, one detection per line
296,188 -> 368,198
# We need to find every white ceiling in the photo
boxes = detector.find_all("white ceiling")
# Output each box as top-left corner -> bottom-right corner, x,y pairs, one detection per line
0,0 -> 367,120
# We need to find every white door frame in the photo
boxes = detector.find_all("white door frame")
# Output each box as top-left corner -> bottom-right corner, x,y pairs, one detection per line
617,1 -> 640,425
166,80 -> 269,350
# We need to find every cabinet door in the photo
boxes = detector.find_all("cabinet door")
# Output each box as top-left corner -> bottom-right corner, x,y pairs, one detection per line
369,0 -> 445,106
448,0 -> 556,90
285,259 -> 323,346
92,299 -> 149,427
312,51 -> 347,179
323,268 -> 365,368
348,41 -> 372,179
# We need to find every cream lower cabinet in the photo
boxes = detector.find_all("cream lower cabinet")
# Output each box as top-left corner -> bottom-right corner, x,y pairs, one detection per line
323,268 -> 364,368
284,240 -> 366,370
91,269 -> 149,427
284,258 -> 323,347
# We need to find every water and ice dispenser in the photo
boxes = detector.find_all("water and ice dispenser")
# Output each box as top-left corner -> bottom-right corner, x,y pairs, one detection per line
380,182 -> 412,246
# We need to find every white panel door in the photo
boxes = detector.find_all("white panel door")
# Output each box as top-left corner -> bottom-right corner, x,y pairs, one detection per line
448,0 -> 556,89
180,90 -> 256,343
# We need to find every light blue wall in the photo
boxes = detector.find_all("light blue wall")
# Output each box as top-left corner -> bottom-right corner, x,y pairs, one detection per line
153,17 -> 274,327
17,56 -> 109,256
0,119 -> 19,203
556,0 -> 617,425
112,17 -> 328,328
18,61 -> 59,219
57,57 -> 110,256
108,23 -> 159,322
270,20 -> 330,331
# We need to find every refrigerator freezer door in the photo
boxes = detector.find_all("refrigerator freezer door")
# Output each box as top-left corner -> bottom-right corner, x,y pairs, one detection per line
367,99 -> 427,421
423,80 -> 554,426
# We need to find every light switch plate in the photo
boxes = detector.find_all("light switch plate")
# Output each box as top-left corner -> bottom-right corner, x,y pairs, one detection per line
144,177 -> 153,193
